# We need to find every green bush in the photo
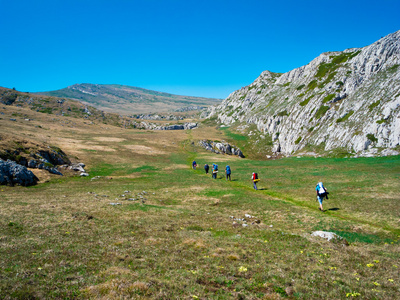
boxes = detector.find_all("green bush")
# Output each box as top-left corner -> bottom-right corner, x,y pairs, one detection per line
307,80 -> 318,91
322,94 -> 335,103
366,133 -> 378,143
368,100 -> 380,111
314,105 -> 330,119
296,84 -> 305,90
376,119 -> 388,124
295,136 -> 302,144
336,110 -> 354,123
277,110 -> 289,117
299,95 -> 315,107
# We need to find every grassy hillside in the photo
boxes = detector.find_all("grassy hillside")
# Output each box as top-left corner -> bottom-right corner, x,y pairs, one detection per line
0,101 -> 399,299
36,84 -> 222,115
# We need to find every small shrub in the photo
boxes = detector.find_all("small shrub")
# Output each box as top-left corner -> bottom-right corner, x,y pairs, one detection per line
336,110 -> 354,123
376,119 -> 388,124
300,95 -> 315,106
295,136 -> 302,144
368,100 -> 380,111
277,110 -> 289,117
314,105 -> 330,119
322,94 -> 335,103
282,82 -> 290,87
366,133 -> 378,143
296,84 -> 305,90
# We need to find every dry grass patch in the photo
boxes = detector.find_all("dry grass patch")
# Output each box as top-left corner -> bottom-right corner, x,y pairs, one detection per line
93,137 -> 126,142
100,266 -> 137,279
144,237 -> 161,246
226,253 -> 240,260
182,238 -> 207,249
82,279 -> 150,299
124,144 -> 167,155
163,163 -> 187,170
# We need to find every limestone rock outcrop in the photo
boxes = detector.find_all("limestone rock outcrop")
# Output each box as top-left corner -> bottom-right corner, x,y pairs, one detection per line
0,159 -> 39,186
205,30 -> 400,157
198,140 -> 245,157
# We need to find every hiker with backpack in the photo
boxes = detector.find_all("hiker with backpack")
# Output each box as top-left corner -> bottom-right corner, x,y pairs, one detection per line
212,163 -> 218,179
252,172 -> 259,190
316,182 -> 329,211
204,164 -> 209,174
192,160 -> 197,170
225,165 -> 231,181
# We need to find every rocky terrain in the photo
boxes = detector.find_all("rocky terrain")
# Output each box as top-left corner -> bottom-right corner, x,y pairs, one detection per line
130,121 -> 198,130
198,140 -> 245,158
205,30 -> 400,157
37,84 -> 221,115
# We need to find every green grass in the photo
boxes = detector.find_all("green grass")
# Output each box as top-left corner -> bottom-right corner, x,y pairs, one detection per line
1,126 -> 400,299
219,127 -> 248,141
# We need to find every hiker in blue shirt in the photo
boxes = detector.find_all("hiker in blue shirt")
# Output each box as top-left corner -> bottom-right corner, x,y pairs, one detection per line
212,163 -> 218,179
192,160 -> 197,170
225,165 -> 231,181
316,182 -> 329,211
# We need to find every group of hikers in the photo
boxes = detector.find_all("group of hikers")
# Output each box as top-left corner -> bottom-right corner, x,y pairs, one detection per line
192,160 -> 330,212
192,160 -> 261,191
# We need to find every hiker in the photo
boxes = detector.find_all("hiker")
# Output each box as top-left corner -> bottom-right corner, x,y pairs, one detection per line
212,163 -> 218,179
192,160 -> 197,170
252,172 -> 259,190
204,164 -> 209,174
316,182 -> 329,211
225,165 -> 231,181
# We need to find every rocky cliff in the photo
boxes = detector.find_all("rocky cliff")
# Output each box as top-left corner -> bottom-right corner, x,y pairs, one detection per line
206,30 -> 400,157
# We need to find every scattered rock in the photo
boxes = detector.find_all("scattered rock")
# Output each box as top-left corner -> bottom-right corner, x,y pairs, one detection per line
80,172 -> 89,177
0,159 -> 38,186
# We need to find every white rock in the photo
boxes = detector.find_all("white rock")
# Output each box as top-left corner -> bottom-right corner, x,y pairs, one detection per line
311,231 -> 339,241
205,30 -> 400,157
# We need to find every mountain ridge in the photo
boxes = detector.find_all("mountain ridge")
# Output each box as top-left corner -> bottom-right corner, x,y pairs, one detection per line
36,83 -> 222,115
205,30 -> 400,157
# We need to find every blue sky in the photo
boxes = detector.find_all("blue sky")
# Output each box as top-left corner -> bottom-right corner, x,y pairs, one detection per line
1,0 -> 399,99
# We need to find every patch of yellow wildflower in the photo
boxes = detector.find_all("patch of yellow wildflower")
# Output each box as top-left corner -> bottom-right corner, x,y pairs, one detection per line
238,266 -> 248,272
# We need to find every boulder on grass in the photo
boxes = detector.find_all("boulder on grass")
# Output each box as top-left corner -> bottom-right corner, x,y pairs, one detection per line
0,159 -> 38,186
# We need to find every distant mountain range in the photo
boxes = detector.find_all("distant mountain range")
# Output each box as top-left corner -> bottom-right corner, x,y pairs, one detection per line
36,84 -> 222,115
205,30 -> 400,157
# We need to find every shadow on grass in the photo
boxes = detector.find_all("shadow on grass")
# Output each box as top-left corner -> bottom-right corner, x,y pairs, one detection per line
327,207 -> 340,211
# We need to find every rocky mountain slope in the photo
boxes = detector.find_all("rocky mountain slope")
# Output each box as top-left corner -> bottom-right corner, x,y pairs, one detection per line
206,30 -> 400,157
37,84 -> 221,115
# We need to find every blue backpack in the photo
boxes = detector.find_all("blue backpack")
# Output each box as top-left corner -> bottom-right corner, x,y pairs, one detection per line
226,165 -> 231,174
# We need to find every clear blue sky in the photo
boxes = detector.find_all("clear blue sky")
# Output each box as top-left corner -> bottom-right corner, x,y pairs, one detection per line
1,0 -> 399,99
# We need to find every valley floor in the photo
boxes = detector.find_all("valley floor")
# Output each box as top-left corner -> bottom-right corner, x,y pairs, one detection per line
0,111 -> 399,299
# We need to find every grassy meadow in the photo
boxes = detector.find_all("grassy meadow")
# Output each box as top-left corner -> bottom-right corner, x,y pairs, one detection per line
0,107 -> 400,299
